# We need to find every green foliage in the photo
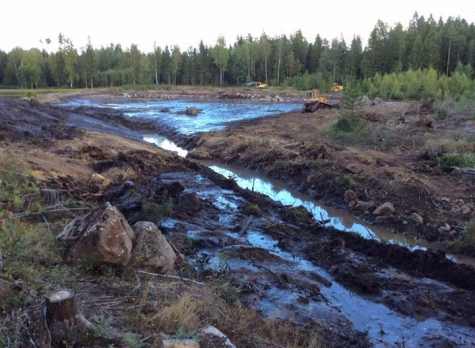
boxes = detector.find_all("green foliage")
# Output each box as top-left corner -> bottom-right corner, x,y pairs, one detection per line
163,325 -> 197,340
282,206 -> 312,224
244,203 -> 263,216
335,175 -> 352,191
0,219 -> 27,258
219,283 -> 240,306
258,138 -> 270,147
463,218 -> 475,248
129,198 -> 173,224
123,332 -> 143,348
439,154 -> 475,168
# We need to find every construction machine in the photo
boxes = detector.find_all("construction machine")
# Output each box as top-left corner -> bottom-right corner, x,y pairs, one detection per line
243,81 -> 268,88
303,90 -> 338,113
331,83 -> 344,92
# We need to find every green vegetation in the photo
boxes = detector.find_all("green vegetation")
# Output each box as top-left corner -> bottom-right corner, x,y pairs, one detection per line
0,166 -> 325,347
0,14 -> 474,101
425,137 -> 475,168
335,175 -> 353,191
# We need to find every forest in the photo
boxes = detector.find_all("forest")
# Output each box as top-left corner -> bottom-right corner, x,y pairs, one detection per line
1,13 -> 475,100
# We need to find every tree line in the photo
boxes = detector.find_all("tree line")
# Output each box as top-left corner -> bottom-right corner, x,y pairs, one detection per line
0,13 -> 474,99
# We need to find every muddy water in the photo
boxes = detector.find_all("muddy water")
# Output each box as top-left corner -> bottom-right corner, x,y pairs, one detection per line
158,172 -> 475,347
207,164 -> 414,243
63,99 -> 300,134
143,136 -> 475,267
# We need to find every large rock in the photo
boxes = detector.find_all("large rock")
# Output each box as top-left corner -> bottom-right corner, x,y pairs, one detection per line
344,190 -> 358,205
373,202 -> 395,216
175,192 -> 201,214
185,107 -> 198,116
131,221 -> 176,273
56,202 -> 136,266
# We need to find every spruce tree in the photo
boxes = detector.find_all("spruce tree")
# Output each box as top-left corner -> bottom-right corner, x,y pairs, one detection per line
336,81 -> 365,132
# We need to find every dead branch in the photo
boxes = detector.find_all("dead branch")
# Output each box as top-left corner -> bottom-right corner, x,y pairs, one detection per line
137,270 -> 205,286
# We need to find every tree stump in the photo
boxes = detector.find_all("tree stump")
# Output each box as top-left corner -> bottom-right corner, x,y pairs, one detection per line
44,289 -> 93,346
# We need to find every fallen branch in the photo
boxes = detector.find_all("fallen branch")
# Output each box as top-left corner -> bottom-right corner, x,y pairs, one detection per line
14,206 -> 90,218
455,167 -> 475,175
137,270 -> 205,286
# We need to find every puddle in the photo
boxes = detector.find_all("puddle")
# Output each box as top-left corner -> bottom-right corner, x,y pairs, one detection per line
208,164 -> 397,241
157,171 -> 475,347
207,163 -> 475,269
62,99 -> 300,134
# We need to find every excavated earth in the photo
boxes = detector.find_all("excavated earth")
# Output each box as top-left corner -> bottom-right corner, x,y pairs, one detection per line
1,90 -> 475,347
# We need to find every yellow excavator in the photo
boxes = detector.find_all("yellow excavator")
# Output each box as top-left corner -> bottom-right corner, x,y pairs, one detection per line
303,90 -> 338,113
331,83 -> 344,92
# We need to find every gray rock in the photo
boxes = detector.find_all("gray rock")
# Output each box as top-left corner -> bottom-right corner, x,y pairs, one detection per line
131,221 -> 176,273
373,202 -> 395,216
185,107 -> 198,116
344,190 -> 358,204
410,212 -> 423,225
56,202 -> 135,266
175,192 -> 201,214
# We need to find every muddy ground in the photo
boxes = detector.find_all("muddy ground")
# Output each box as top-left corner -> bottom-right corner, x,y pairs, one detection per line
1,91 -> 475,347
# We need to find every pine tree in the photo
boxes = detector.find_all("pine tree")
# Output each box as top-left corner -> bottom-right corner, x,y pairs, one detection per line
336,81 -> 365,132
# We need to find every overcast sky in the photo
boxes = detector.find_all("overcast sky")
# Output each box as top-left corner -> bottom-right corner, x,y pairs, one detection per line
1,0 -> 473,53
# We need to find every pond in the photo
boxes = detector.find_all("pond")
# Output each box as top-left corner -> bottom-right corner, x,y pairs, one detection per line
62,98 -> 301,134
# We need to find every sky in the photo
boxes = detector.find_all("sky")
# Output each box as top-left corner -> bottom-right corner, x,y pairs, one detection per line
1,0 -> 473,53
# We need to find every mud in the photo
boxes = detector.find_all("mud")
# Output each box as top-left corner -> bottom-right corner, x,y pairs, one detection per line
1,93 -> 475,347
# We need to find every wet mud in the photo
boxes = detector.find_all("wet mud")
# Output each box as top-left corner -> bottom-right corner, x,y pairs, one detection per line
1,95 -> 475,347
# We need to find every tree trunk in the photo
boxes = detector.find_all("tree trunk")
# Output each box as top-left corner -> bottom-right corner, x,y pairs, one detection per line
155,57 -> 158,85
0,245 -> 3,272
45,289 -> 94,345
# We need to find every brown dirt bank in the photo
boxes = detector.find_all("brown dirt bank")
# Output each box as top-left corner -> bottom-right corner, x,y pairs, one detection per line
183,101 -> 475,257
1,92 -> 475,347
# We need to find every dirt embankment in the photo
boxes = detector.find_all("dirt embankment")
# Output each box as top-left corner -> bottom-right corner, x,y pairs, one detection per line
182,99 -> 475,257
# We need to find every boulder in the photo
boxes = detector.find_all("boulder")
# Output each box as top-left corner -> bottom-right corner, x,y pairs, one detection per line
354,200 -> 375,212
185,107 -> 198,116
345,163 -> 361,174
438,223 -> 451,235
131,221 -> 176,273
410,212 -> 423,225
344,190 -> 358,205
187,148 -> 212,160
373,202 -> 395,216
56,202 -> 136,266
175,192 -> 201,214
200,326 -> 236,348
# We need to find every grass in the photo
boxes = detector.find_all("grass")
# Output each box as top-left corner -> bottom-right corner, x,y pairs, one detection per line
0,168 -> 325,347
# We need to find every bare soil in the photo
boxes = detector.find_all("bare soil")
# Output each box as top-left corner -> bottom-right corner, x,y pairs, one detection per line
1,90 -> 475,347
181,97 -> 475,255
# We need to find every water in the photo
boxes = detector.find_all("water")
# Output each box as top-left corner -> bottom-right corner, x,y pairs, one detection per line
143,135 -> 188,157
158,171 -> 475,347
62,99 -> 300,134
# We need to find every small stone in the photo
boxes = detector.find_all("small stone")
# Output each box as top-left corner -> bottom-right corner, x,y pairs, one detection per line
410,213 -> 423,225
345,163 -> 361,174
344,190 -> 358,204
161,339 -> 200,348
438,223 -> 451,235
373,202 -> 395,216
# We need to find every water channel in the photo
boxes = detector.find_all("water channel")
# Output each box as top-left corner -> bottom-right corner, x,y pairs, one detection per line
65,98 -> 475,346
64,97 -> 474,265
